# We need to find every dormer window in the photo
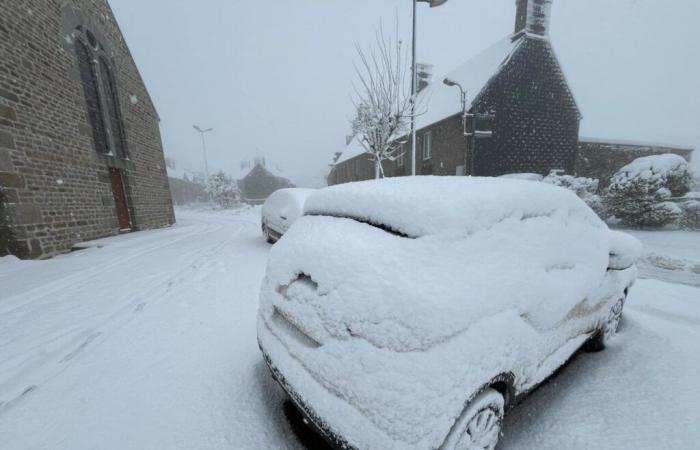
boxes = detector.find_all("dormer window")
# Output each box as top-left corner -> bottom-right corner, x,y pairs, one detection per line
73,27 -> 127,159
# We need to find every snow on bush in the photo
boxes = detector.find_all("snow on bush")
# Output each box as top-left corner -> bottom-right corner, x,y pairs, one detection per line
604,154 -> 691,227
542,171 -> 603,216
679,195 -> 700,230
205,171 -> 241,208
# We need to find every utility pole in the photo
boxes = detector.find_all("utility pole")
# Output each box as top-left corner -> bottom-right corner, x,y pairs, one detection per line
411,0 -> 449,176
193,125 -> 213,179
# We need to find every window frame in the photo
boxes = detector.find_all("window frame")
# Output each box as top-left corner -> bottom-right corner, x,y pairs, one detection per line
422,131 -> 433,161
396,149 -> 405,167
73,27 -> 128,160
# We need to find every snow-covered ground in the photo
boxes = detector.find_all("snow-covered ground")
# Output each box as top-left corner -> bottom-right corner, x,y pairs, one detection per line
624,229 -> 700,288
1,207 -> 698,449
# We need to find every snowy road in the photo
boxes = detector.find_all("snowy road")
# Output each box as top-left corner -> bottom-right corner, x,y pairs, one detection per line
1,207 -> 699,449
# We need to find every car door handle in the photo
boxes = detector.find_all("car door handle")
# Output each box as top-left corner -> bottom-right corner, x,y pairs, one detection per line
280,215 -> 287,221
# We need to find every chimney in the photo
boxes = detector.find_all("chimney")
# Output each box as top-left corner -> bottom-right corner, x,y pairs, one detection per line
514,0 -> 553,37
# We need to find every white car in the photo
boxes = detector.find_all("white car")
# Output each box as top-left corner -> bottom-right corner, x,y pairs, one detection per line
257,177 -> 640,450
261,188 -> 315,243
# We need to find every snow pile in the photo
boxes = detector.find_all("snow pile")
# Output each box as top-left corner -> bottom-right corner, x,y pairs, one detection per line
260,176 -> 638,449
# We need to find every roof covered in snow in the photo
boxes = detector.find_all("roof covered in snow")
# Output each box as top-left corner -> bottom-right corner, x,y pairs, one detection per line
335,135 -> 367,165
580,136 -> 695,151
234,159 -> 291,182
414,34 -> 524,130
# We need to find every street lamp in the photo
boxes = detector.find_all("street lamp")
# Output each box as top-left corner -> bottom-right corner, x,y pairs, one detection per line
411,0 -> 449,176
443,77 -> 470,175
193,125 -> 213,179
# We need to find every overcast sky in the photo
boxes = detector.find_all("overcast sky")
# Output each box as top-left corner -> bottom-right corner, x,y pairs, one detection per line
110,0 -> 700,186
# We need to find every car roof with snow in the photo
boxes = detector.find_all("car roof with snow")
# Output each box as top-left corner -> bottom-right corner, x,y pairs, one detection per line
304,177 -> 604,238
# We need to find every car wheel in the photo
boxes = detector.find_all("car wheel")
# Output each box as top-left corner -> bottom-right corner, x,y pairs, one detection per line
262,225 -> 275,244
586,296 -> 625,352
442,388 -> 504,450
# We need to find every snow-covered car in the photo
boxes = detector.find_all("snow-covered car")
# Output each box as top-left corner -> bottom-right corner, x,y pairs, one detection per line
257,177 -> 640,450
261,188 -> 315,243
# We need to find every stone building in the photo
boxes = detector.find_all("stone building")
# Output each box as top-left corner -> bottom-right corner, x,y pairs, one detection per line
0,0 -> 174,259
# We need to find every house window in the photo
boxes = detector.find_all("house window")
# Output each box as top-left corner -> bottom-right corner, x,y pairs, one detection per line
396,149 -> 405,167
422,131 -> 433,160
74,28 -> 127,158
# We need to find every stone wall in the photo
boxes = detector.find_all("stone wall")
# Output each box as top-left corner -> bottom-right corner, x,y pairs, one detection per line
0,0 -> 174,258
168,177 -> 207,206
576,139 -> 694,189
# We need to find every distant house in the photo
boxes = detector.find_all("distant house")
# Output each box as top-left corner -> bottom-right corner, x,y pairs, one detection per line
0,0 -> 174,259
235,158 -> 294,204
328,0 -> 695,187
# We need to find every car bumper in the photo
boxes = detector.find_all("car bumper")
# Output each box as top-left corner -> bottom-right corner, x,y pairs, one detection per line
260,347 -> 355,450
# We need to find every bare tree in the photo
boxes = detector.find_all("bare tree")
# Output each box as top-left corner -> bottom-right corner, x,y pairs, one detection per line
352,24 -> 413,179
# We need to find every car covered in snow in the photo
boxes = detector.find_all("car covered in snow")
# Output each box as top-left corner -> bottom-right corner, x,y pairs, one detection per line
257,177 -> 640,450
261,188 -> 316,243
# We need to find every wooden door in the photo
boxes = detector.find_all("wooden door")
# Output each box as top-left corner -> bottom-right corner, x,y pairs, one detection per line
109,167 -> 132,231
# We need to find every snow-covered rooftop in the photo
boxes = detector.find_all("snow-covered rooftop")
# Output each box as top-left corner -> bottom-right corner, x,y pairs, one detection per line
335,135 -> 367,165
234,160 -> 290,182
580,136 -> 695,151
415,35 -> 523,130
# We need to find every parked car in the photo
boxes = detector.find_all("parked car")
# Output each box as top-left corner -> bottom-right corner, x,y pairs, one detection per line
257,177 -> 640,450
261,188 -> 315,243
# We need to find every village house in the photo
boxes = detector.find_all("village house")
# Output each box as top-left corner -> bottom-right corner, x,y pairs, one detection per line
328,0 -> 694,186
235,158 -> 294,205
0,0 -> 174,259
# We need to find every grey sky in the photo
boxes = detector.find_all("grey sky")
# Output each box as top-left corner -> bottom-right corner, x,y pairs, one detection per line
109,0 -> 700,186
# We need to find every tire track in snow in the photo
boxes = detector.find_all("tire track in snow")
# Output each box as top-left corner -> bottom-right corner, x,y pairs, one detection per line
0,212 -> 257,415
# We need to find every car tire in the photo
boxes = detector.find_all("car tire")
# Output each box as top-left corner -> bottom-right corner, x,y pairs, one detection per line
262,225 -> 275,244
586,295 -> 626,352
441,388 -> 504,450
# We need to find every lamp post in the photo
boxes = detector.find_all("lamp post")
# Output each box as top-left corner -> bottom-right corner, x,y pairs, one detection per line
443,77 -> 470,175
411,0 -> 449,176
193,125 -> 213,179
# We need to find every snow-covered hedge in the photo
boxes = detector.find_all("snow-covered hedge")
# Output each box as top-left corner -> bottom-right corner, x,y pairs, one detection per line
542,171 -> 603,215
205,171 -> 241,208
679,194 -> 700,230
604,154 -> 691,228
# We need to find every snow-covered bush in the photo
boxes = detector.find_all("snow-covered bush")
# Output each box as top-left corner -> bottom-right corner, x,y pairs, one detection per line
542,171 -> 604,216
604,154 -> 691,227
679,193 -> 700,230
205,171 -> 241,208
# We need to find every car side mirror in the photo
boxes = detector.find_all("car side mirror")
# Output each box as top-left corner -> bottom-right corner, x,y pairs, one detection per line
608,231 -> 642,271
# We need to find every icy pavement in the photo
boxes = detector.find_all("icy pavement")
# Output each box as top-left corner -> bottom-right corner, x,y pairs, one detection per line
0,207 -> 699,449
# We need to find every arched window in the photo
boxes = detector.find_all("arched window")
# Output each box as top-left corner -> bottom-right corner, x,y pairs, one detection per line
73,27 -> 126,158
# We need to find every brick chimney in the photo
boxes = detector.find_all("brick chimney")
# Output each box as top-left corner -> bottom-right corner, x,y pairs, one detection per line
514,0 -> 553,36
